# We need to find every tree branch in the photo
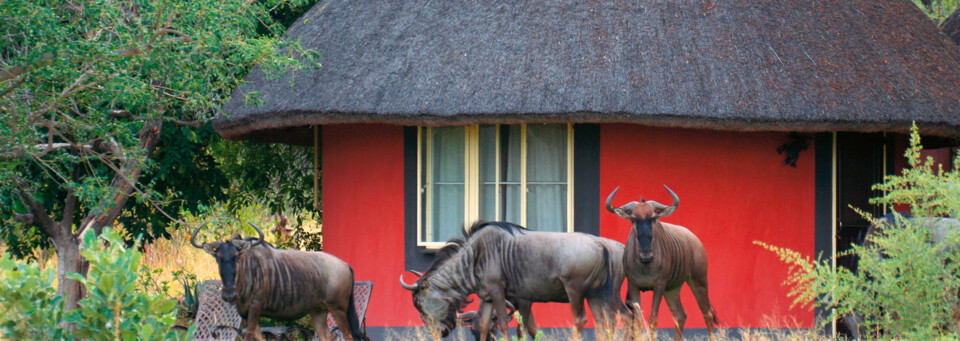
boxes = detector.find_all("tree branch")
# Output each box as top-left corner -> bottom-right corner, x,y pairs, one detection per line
77,119 -> 163,238
0,143 -> 94,161
0,53 -> 54,83
168,117 -> 203,128
13,181 -> 66,243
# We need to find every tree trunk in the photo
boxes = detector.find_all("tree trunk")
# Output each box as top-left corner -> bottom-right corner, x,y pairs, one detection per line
56,239 -> 82,311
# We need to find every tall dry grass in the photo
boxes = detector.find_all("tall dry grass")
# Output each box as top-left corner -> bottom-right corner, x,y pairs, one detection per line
380,315 -> 829,341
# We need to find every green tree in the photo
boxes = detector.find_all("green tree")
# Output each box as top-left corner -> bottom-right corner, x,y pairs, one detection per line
0,0 -> 318,310
757,124 -> 960,338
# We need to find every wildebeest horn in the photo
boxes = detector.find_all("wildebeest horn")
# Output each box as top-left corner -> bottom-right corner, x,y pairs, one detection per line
649,185 -> 680,218
605,187 -> 620,214
411,270 -> 424,277
505,300 -> 517,316
457,311 -> 478,322
399,273 -> 419,291
190,225 -> 205,249
248,222 -> 265,247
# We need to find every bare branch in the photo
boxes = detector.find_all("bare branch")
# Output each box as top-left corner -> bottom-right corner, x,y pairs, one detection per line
0,143 -> 94,161
13,213 -> 35,224
78,119 -> 163,237
0,76 -> 26,99
168,117 -> 204,128
13,180 -> 67,242
0,53 -> 54,83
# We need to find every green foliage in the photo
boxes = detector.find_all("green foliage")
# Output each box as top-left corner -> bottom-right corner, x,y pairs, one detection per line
0,228 -> 195,340
757,124 -> 960,339
65,227 -> 193,340
0,0 -> 319,254
0,255 -> 66,340
911,0 -> 960,23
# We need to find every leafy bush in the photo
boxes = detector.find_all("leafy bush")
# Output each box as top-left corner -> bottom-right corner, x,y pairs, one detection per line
0,254 -> 66,339
757,124 -> 960,339
0,227 -> 194,340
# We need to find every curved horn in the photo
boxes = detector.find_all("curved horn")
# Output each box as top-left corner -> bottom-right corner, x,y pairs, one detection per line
505,300 -> 517,316
247,222 -> 265,247
399,273 -> 419,291
190,225 -> 205,249
411,270 -> 424,278
651,185 -> 680,218
605,187 -> 621,214
457,311 -> 478,322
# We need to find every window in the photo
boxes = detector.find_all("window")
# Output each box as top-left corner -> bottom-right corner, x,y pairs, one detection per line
417,124 -> 574,247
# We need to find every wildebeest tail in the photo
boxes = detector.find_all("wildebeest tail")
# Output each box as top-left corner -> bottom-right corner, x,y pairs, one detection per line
347,268 -> 368,340
592,244 -> 616,301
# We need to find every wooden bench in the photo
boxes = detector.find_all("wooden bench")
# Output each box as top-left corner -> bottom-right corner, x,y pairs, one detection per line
192,280 -> 372,340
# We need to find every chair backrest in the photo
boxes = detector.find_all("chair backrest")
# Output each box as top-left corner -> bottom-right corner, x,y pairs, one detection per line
193,280 -> 242,341
193,280 -> 373,340
326,281 -> 374,330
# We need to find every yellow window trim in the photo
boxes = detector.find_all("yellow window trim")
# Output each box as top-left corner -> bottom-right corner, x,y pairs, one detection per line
417,124 -> 575,248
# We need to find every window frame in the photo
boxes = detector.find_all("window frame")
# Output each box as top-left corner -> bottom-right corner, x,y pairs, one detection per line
416,123 -> 575,248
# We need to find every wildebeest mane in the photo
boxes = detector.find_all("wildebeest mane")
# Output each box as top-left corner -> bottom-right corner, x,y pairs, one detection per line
465,221 -> 528,239
421,239 -> 464,280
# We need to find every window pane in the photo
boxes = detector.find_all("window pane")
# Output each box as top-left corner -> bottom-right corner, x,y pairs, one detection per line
426,127 -> 465,242
479,125 -> 497,221
501,125 -> 522,223
526,124 -> 568,232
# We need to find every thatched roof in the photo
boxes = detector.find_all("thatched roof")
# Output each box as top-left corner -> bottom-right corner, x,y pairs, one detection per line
215,0 -> 960,144
943,8 -> 960,46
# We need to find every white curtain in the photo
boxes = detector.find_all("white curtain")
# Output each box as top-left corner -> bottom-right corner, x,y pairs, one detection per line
429,127 -> 465,242
526,124 -> 567,232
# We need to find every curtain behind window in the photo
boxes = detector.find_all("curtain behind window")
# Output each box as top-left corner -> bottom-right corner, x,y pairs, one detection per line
428,127 -> 465,242
526,124 -> 567,232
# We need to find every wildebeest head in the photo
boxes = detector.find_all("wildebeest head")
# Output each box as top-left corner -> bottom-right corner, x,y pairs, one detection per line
606,185 -> 679,264
400,271 -> 460,337
191,222 -> 264,302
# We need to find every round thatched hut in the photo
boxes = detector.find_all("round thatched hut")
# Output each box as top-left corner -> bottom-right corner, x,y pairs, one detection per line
214,0 -> 960,337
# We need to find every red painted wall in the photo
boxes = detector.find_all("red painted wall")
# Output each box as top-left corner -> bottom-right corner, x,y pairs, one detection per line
595,124 -> 816,329
322,123 -> 816,329
322,124 -> 420,327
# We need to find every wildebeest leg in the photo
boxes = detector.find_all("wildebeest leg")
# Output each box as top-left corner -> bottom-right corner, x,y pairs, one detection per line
329,307 -> 355,340
477,300 -> 495,341
312,309 -> 334,341
586,297 -> 613,341
689,280 -> 717,341
624,281 -> 645,339
562,280 -> 588,335
663,288 -> 686,341
489,287 -> 511,339
243,301 -> 265,341
519,300 -> 537,340
649,281 -> 667,340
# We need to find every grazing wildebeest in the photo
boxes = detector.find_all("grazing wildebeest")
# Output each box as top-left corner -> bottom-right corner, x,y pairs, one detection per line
399,221 -> 625,341
606,185 -> 718,341
191,223 -> 367,341
455,237 -> 629,341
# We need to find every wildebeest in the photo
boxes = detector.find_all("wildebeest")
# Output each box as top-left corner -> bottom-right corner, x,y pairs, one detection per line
400,221 -> 626,341
457,236 -> 627,341
191,223 -> 367,341
606,185 -> 718,341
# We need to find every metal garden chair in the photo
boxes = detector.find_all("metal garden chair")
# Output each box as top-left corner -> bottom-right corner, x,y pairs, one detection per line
192,280 -> 373,340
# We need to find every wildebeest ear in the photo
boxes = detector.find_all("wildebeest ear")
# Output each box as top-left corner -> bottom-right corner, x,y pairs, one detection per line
420,280 -> 430,291
231,239 -> 253,254
655,206 -> 676,218
202,241 -> 222,256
